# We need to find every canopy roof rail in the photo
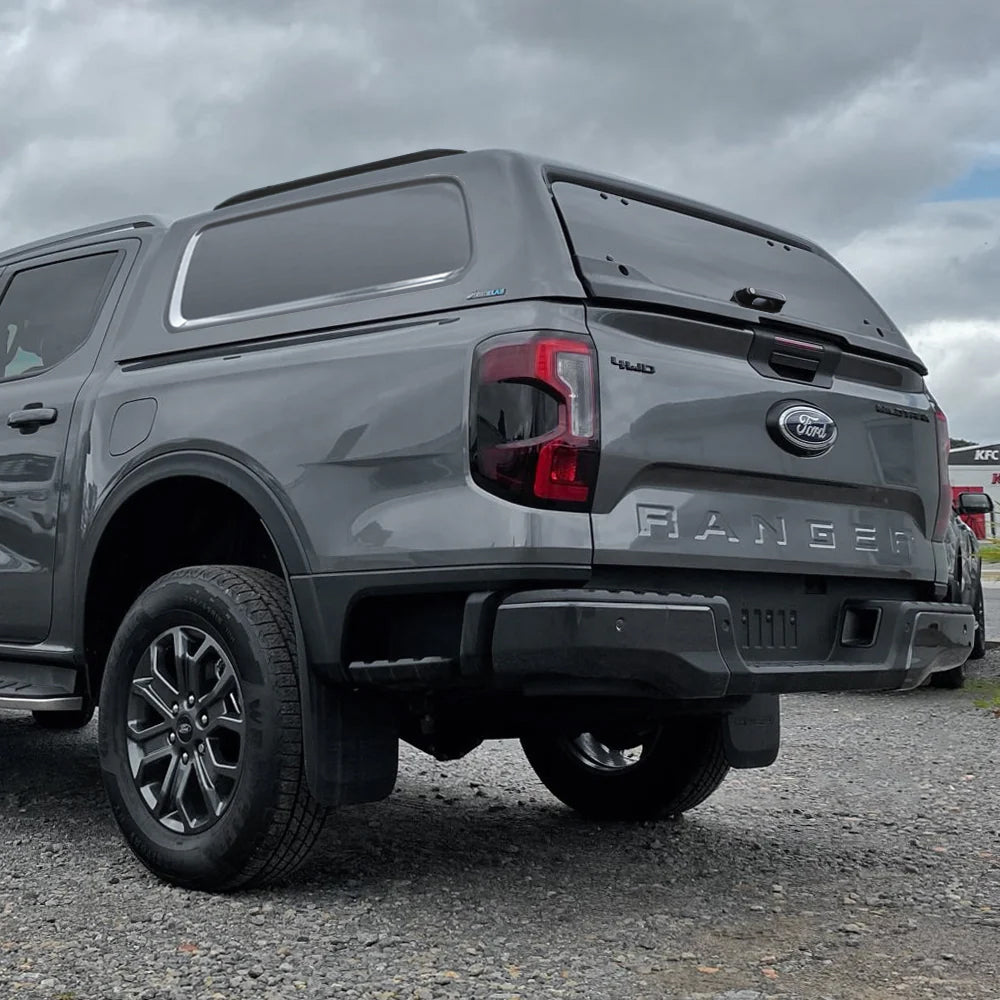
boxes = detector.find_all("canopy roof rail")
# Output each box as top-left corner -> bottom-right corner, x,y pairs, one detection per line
214,149 -> 467,210
0,215 -> 166,265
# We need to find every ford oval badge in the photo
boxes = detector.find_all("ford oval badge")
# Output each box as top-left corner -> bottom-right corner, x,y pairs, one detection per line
769,402 -> 837,456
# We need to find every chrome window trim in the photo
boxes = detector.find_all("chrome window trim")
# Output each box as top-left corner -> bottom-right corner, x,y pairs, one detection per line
167,181 -> 472,332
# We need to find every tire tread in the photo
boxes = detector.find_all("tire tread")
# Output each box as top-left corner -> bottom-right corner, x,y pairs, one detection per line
101,565 -> 326,891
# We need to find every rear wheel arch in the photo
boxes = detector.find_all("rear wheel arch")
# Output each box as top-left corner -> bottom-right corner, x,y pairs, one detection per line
78,452 -> 309,700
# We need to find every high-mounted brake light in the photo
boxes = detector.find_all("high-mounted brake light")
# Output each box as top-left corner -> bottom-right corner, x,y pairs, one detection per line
932,404 -> 951,543
470,332 -> 599,509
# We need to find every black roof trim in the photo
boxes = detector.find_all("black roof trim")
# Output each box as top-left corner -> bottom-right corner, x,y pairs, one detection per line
0,216 -> 165,264
214,149 -> 468,211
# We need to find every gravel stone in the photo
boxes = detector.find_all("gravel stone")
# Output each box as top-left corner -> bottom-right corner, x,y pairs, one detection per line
2,654 -> 1000,998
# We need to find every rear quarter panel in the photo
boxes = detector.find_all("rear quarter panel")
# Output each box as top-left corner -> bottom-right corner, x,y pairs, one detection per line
84,302 -> 594,575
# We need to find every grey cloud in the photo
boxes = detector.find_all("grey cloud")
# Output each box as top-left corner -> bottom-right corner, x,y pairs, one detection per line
3,0 -> 1000,242
838,199 -> 1000,441
838,200 -> 1000,329
1,0 -> 998,400
910,323 -> 1000,442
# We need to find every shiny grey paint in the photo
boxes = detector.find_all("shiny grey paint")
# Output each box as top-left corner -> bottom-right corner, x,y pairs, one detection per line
90,299 -> 594,576
944,513 -> 982,605
551,179 -> 921,370
0,148 -> 953,696
115,152 -> 584,361
586,306 -> 940,580
0,239 -> 138,643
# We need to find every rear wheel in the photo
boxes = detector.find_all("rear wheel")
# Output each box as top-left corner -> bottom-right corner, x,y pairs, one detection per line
930,579 -> 984,688
521,718 -> 729,821
98,565 -> 326,891
929,661 -> 966,689
970,581 -> 987,661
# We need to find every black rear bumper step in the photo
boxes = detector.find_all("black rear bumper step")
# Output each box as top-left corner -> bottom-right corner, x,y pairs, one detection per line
348,656 -> 458,685
489,590 -> 974,697
335,586 -> 974,699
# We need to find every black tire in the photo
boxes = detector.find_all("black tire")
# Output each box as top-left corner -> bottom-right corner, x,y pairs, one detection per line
929,662 -> 966,689
521,717 -> 729,821
98,566 -> 326,891
970,581 -> 987,661
32,703 -> 95,730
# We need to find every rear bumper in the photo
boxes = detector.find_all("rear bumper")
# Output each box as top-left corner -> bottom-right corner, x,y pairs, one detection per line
489,590 -> 975,697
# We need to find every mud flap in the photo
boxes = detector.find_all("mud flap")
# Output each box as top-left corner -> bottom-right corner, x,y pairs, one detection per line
722,694 -> 780,769
301,670 -> 399,806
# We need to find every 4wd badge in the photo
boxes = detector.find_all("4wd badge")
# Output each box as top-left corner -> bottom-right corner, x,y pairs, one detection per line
769,402 -> 837,457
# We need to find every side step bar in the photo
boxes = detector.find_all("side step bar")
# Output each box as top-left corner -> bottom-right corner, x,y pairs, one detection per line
0,695 -> 83,712
0,664 -> 82,711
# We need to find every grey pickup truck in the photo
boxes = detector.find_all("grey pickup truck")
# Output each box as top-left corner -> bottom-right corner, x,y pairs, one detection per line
0,148 -> 974,890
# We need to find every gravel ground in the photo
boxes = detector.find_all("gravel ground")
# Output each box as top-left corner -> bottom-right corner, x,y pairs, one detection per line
2,657 -> 1000,1000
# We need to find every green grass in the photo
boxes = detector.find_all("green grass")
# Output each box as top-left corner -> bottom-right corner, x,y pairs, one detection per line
979,543 -> 1000,564
966,676 -> 1000,712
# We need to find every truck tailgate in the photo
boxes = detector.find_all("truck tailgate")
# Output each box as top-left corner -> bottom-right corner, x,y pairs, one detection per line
585,306 -> 939,581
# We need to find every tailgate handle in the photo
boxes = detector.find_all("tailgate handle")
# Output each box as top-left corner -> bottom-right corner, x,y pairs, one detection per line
748,331 -> 840,388
731,286 -> 786,313
769,350 -> 821,382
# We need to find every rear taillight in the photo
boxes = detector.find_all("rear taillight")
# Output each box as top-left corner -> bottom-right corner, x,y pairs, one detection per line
933,404 -> 951,542
470,332 -> 599,509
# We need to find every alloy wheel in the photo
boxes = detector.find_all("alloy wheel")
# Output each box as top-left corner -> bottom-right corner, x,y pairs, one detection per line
125,625 -> 245,833
568,732 -> 646,771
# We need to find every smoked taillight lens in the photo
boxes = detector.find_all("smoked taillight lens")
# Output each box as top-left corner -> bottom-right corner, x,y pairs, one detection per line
932,404 -> 951,542
470,333 -> 599,509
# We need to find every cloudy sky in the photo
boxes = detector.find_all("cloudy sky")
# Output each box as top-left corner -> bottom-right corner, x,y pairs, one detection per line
2,0 -> 998,440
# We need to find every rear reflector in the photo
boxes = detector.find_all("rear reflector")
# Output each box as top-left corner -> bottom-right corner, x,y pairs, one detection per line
470,332 -> 599,509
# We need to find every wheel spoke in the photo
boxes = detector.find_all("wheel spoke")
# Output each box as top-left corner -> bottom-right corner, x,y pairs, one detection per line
189,634 -> 214,699
588,737 -> 620,768
172,627 -> 195,698
173,762 -> 198,831
571,733 -> 645,772
127,717 -> 173,743
205,742 -> 239,778
134,740 -> 174,785
151,753 -> 181,819
130,677 -> 175,723
149,640 -> 179,699
193,754 -> 223,816
208,712 -> 244,738
199,662 -> 237,712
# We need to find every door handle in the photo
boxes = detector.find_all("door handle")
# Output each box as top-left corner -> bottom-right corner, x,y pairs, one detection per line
7,405 -> 58,433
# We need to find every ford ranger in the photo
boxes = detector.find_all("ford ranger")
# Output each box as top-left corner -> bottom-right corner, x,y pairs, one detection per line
0,149 -> 974,890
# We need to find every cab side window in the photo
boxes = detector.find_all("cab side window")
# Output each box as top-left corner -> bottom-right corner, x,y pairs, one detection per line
1,252 -> 119,380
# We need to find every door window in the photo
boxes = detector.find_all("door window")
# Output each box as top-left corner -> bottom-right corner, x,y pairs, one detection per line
1,252 -> 119,380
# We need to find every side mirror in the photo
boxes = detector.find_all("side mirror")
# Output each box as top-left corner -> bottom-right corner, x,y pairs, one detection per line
956,491 -> 994,515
